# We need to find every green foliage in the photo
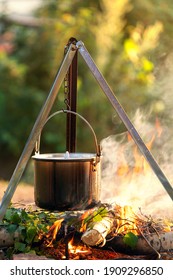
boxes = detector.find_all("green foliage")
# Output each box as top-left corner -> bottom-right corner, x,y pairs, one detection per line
1,207 -> 58,255
123,231 -> 138,249
83,206 -> 108,229
14,241 -> 26,252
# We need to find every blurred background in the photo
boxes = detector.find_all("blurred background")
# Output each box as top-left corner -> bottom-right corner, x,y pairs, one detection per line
0,0 -> 173,189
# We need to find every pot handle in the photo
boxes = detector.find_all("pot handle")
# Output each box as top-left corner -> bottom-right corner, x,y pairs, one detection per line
35,109 -> 101,157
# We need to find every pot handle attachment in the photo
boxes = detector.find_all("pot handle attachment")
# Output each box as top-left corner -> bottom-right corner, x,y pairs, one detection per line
35,109 -> 101,158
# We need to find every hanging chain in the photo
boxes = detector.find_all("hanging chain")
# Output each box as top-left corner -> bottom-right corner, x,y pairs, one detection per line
63,44 -> 71,110
63,37 -> 77,110
64,71 -> 71,110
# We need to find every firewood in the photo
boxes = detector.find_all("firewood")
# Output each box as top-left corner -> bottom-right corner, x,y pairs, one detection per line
80,204 -> 173,254
81,211 -> 115,246
101,231 -> 173,255
147,231 -> 173,251
0,226 -> 19,248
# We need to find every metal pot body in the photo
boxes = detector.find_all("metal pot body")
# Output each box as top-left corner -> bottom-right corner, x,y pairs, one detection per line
32,153 -> 101,210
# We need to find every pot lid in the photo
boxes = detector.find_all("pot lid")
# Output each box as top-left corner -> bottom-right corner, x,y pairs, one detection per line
32,151 -> 97,161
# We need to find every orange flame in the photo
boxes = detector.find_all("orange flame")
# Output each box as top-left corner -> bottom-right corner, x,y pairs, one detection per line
116,205 -> 138,235
68,237 -> 90,255
117,118 -> 162,177
46,218 -> 64,246
155,117 -> 163,138
116,146 -> 129,176
79,209 -> 94,232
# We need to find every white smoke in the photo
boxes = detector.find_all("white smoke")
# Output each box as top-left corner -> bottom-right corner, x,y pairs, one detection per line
100,109 -> 173,219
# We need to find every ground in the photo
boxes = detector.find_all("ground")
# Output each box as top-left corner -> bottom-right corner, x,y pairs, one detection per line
0,180 -> 34,206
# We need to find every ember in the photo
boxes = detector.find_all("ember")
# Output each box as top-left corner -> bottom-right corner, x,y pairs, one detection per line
68,237 -> 90,254
64,237 -> 93,259
43,242 -> 132,260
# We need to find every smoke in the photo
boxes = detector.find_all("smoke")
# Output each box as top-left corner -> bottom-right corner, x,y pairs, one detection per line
100,109 -> 173,219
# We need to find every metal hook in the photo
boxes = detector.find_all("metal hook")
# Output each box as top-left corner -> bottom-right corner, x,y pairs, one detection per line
64,98 -> 71,110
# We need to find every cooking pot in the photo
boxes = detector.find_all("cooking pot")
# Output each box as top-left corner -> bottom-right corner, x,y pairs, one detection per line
32,109 -> 101,210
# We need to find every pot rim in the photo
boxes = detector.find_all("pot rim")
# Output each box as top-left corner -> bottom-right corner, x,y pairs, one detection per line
32,152 -> 99,161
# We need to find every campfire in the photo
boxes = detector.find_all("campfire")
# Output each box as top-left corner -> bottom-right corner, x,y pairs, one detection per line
38,203 -> 173,260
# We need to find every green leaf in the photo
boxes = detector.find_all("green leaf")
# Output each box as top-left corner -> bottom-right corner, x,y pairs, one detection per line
11,212 -> 21,224
25,245 -> 31,253
93,214 -> 103,222
18,226 -> 27,242
14,242 -> 26,252
38,212 -> 47,219
27,214 -> 35,220
26,226 -> 37,243
123,232 -> 138,249
4,209 -> 14,222
6,247 -> 14,260
21,209 -> 29,220
99,207 -> 108,216
6,224 -> 18,233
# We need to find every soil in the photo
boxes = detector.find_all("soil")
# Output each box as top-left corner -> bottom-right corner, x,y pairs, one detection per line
0,180 -> 34,207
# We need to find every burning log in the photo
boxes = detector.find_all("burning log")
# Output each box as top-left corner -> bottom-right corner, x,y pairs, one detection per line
80,204 -> 173,256
81,205 -> 138,247
81,209 -> 115,246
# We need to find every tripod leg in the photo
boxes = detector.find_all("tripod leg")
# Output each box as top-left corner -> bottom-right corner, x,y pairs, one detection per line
77,40 -> 173,202
0,43 -> 77,221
